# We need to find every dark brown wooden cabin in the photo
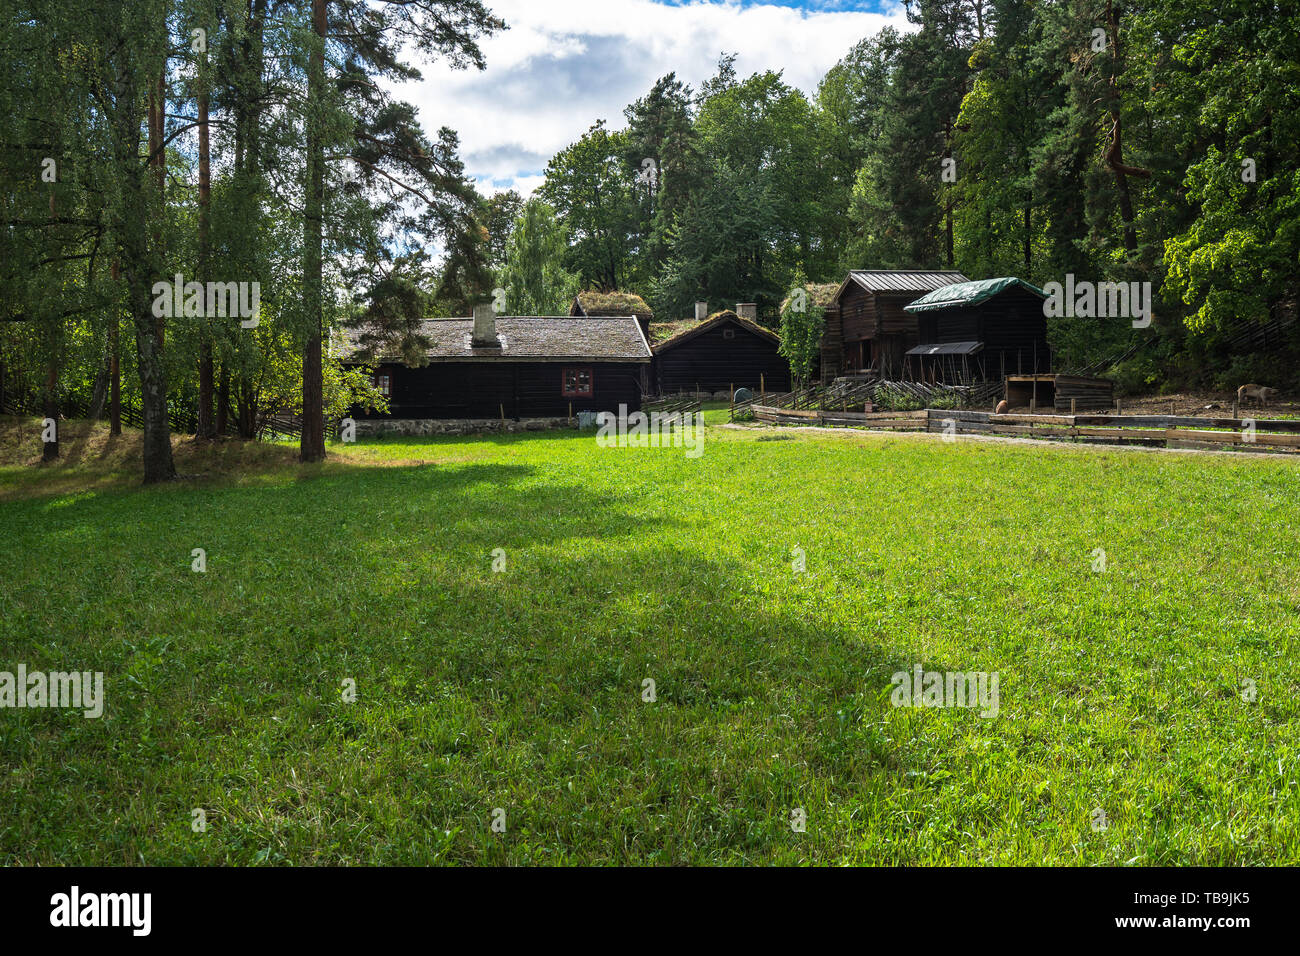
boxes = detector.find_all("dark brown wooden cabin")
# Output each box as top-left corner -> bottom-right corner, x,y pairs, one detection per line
570,291 -> 653,340
903,277 -> 1051,383
651,310 -> 790,395
343,314 -> 652,420
820,270 -> 969,380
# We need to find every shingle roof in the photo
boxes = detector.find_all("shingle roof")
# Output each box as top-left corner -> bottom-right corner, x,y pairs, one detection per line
342,316 -> 651,363
904,277 -> 1047,313
652,310 -> 779,353
846,270 -> 971,294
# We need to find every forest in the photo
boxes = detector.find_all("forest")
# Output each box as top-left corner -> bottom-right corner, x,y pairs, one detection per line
2,0 -> 1298,483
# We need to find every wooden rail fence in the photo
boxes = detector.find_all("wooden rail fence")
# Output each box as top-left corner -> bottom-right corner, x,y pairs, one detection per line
744,405 -> 1300,453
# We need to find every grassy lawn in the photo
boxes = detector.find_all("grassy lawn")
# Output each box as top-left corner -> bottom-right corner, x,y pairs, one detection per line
0,417 -> 1297,865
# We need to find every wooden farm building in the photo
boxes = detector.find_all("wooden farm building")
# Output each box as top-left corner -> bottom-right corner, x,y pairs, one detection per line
820,270 -> 969,380
903,277 -> 1051,383
651,309 -> 791,396
570,291 -> 654,339
344,307 -> 651,420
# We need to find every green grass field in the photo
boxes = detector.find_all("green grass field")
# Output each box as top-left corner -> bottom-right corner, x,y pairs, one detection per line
1,417 -> 1297,865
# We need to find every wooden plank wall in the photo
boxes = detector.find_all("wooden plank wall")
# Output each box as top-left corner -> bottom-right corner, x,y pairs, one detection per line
655,321 -> 791,394
350,361 -> 646,420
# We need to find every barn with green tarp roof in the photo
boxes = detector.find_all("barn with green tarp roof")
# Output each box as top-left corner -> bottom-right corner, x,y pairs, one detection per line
903,277 -> 1051,383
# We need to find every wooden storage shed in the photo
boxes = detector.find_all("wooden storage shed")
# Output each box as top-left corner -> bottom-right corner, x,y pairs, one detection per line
1004,374 -> 1115,412
820,270 -> 970,380
903,277 -> 1051,383
651,310 -> 790,396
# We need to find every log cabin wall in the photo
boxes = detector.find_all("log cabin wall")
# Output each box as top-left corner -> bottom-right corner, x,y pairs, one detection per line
819,303 -> 843,378
654,318 -> 791,394
822,272 -> 969,380
351,361 -> 646,420
916,287 -> 1051,377
839,283 -> 874,342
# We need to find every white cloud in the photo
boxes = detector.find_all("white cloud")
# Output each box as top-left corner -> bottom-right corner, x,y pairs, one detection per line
396,0 -> 912,196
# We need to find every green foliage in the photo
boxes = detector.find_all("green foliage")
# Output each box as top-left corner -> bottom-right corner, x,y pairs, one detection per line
539,121 -> 639,292
778,273 -> 827,388
872,386 -> 924,412
498,199 -> 580,315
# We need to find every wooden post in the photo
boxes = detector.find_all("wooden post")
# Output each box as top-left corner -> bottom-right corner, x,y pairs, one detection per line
761,374 -> 766,401
1232,400 -> 1238,420
569,401 -> 572,422
1071,398 -> 1077,416
500,403 -> 505,429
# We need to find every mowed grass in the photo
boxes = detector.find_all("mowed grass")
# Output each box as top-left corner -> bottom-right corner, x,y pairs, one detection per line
0,417 -> 1297,865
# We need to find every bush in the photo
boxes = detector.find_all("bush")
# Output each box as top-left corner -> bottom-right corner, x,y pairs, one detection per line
873,386 -> 923,412
1212,353 -> 1294,392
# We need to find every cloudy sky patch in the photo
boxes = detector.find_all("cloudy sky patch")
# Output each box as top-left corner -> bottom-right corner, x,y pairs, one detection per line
396,0 -> 911,196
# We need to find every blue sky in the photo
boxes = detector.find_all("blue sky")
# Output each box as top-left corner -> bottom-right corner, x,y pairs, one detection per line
398,0 -> 911,197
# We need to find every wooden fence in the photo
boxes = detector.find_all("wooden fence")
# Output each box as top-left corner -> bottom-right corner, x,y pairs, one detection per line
731,378 -> 998,423
749,405 -> 929,429
743,405 -> 1300,453
644,396 -> 703,416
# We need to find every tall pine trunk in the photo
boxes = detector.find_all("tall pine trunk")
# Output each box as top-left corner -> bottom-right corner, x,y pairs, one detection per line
299,0 -> 327,462
196,70 -> 215,438
109,258 -> 121,436
41,360 -> 58,462
216,363 -> 229,436
1104,0 -> 1147,253
112,68 -> 176,483
149,74 -> 166,347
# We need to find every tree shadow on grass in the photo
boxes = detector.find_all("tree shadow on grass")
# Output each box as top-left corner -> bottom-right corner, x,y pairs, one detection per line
0,455 -> 963,867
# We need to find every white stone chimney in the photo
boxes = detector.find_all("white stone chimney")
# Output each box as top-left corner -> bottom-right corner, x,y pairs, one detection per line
695,301 -> 708,321
736,303 -> 758,321
472,302 -> 499,347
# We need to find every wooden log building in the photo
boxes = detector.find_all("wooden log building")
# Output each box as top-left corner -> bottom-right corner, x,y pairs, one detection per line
650,309 -> 791,395
902,277 -> 1051,383
820,270 -> 970,380
344,306 -> 652,420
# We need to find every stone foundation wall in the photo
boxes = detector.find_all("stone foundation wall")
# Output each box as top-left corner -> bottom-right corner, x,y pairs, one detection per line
354,417 -> 574,437
654,390 -> 732,401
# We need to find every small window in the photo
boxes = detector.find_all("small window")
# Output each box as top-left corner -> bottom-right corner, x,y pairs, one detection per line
562,367 -> 593,398
375,373 -> 391,397
722,328 -> 735,340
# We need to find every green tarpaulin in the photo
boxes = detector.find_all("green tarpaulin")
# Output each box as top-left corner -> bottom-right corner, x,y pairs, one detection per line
904,277 -> 1047,313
